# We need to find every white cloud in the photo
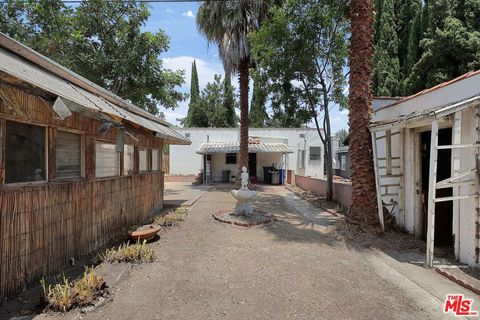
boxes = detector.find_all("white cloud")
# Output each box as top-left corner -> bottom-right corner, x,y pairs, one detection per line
182,10 -> 194,18
166,9 -> 174,13
163,108 -> 187,124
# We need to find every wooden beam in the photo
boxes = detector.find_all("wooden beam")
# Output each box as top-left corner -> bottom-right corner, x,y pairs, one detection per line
371,131 -> 385,231
436,144 -> 480,150
434,194 -> 478,202
386,130 -> 392,175
436,169 -> 476,185
0,119 -> 5,185
426,120 -> 439,267
436,180 -> 475,189
48,127 -> 57,181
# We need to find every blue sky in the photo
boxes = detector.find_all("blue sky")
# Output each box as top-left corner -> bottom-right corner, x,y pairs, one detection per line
145,3 -> 349,133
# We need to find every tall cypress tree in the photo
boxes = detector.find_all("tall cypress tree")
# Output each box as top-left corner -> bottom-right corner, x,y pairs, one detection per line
372,0 -> 400,96
223,74 -> 237,127
404,0 -> 480,94
402,1 -> 422,93
373,0 -> 383,44
185,60 -> 206,127
249,80 -> 268,127
190,60 -> 200,102
396,0 -> 420,70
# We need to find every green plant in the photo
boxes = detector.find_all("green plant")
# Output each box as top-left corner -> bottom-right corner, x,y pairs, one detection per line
40,268 -> 107,312
154,207 -> 187,227
40,275 -> 73,312
100,240 -> 155,263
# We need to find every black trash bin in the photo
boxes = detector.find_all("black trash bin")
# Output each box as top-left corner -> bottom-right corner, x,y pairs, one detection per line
263,166 -> 274,184
222,170 -> 231,182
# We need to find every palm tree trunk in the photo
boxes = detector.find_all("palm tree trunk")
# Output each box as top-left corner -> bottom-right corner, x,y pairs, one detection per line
238,58 -> 250,178
348,0 -> 379,228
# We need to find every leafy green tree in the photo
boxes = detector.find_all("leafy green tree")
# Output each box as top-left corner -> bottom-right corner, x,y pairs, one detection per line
184,73 -> 238,128
335,129 -> 349,146
251,0 -> 349,201
204,74 -> 228,127
0,0 -> 185,115
372,0 -> 400,96
249,80 -> 268,127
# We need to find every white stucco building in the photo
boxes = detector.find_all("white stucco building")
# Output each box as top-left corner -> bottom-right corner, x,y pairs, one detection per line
371,70 -> 480,266
169,127 -> 338,183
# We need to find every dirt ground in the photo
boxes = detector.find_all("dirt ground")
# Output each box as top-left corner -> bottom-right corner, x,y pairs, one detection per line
4,186 -> 477,319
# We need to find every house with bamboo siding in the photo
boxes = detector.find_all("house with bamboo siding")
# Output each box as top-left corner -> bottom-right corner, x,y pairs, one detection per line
0,32 -> 190,302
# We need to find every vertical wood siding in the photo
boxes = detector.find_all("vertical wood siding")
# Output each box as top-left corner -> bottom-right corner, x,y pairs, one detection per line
0,84 -> 165,302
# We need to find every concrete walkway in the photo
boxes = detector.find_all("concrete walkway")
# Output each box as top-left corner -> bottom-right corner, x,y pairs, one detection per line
38,186 -> 478,319
163,181 -> 209,207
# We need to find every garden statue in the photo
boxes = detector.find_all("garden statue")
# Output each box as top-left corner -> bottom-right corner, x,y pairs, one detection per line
230,167 -> 257,215
240,166 -> 249,189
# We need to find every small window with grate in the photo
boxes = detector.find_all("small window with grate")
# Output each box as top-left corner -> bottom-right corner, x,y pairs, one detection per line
226,153 -> 237,164
309,147 -> 321,161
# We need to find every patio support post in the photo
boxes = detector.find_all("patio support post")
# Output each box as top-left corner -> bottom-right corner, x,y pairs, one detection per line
452,111 -> 462,259
426,120 -> 439,267
371,131 -> 385,231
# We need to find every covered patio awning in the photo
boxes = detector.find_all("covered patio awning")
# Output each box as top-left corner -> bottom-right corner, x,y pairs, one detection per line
196,142 -> 293,154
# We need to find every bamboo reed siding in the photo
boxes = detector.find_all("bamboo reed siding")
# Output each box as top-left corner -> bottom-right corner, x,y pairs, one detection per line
0,82 -> 164,302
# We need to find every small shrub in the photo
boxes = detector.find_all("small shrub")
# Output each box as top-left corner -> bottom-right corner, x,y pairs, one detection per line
154,207 -> 187,227
40,267 -> 107,312
100,239 -> 155,263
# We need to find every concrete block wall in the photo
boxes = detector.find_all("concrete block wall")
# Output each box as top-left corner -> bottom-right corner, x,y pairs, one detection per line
294,175 -> 353,208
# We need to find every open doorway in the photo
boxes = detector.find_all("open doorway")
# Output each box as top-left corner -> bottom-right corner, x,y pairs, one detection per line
420,128 -> 454,255
248,153 -> 257,178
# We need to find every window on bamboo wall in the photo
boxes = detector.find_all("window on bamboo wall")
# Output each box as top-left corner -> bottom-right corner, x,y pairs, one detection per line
95,141 -> 120,178
5,121 -> 46,183
56,131 -> 82,179
124,144 -> 135,175
151,149 -> 160,171
139,148 -> 148,172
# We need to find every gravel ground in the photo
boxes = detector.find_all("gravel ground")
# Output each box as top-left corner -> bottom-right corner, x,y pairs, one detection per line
31,188 -> 443,320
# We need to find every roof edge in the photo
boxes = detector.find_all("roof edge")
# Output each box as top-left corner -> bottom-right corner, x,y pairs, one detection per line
0,32 -> 172,128
375,69 -> 480,113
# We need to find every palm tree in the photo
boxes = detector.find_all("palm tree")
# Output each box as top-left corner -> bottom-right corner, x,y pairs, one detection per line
197,1 -> 271,177
348,0 -> 379,228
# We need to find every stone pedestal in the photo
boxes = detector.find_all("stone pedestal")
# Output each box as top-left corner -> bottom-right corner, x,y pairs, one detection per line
230,188 -> 257,216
